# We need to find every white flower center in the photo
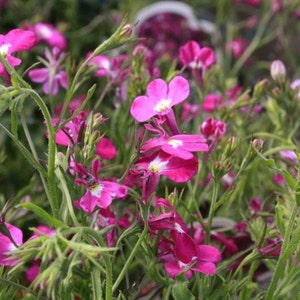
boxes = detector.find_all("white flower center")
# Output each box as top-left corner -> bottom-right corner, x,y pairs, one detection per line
90,183 -> 104,197
189,60 -> 202,69
39,26 -> 52,38
148,157 -> 168,173
0,43 -> 11,57
168,139 -> 182,148
154,98 -> 172,113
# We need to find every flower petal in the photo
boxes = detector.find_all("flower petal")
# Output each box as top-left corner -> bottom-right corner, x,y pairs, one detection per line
167,76 -> 190,106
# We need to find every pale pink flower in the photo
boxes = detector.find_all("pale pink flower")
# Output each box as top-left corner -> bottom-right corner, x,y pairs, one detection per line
28,47 -> 68,95
179,40 -> 215,70
0,28 -> 36,75
130,76 -> 190,122
279,150 -> 298,164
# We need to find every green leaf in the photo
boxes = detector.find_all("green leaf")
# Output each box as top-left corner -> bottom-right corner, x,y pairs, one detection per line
172,280 -> 195,300
282,170 -> 297,190
17,202 -> 66,228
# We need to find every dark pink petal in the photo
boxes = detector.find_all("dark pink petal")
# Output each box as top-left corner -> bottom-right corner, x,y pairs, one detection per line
92,159 -> 102,178
179,40 -> 201,67
6,29 -> 36,53
161,155 -> 198,182
95,190 -> 113,209
28,68 -> 49,83
192,261 -> 217,275
25,264 -> 40,283
96,137 -> 117,160
172,231 -> 198,264
130,95 -> 157,122
79,191 -> 97,213
198,47 -> 215,68
147,78 -> 168,100
141,136 -> 166,153
197,245 -> 222,262
167,76 -> 190,106
164,260 -> 183,278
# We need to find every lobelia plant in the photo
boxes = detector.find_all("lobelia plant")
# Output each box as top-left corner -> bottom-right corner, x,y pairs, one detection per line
0,1 -> 300,299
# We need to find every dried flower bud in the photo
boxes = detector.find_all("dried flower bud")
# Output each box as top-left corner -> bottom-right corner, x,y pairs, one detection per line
270,60 -> 286,83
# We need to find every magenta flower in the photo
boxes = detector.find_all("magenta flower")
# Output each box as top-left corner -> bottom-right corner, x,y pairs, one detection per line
141,134 -> 208,160
136,151 -> 198,183
0,222 -> 23,266
33,23 -> 67,50
179,40 -> 215,70
28,47 -> 68,95
162,229 -> 221,278
200,117 -> 226,148
202,93 -> 223,113
74,160 -> 128,213
130,76 -> 190,122
0,28 -> 36,75
96,137 -> 117,160
48,111 -> 87,146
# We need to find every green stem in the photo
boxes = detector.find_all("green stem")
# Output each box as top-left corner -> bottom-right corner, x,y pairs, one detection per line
265,203 -> 298,300
205,179 -> 219,244
0,55 -> 59,217
20,112 -> 50,201
112,225 -> 148,293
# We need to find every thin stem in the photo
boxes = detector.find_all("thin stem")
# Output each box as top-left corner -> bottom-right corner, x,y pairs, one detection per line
112,225 -> 148,293
265,203 -> 299,300
205,179 -> 219,244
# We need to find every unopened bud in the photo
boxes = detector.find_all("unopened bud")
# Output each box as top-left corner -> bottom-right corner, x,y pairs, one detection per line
252,139 -> 264,152
270,60 -> 286,83
120,24 -> 133,39
253,79 -> 269,98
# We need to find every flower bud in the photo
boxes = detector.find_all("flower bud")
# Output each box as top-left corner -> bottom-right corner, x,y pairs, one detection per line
120,24 -> 134,39
270,60 -> 286,83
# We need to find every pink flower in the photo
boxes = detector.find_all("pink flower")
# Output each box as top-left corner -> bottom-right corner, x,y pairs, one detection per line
136,151 -> 198,201
273,174 -> 285,185
130,76 -> 190,122
279,150 -> 298,164
202,93 -> 223,113
0,28 -> 36,75
141,134 -> 208,160
148,198 -> 188,233
0,222 -> 23,266
179,40 -> 215,70
179,103 -> 200,123
49,111 -> 87,146
162,229 -> 221,278
229,38 -> 249,60
87,54 -> 111,77
200,118 -> 226,151
96,137 -> 117,160
74,160 -> 128,213
33,23 -> 67,50
136,151 -> 198,183
28,47 -> 68,95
